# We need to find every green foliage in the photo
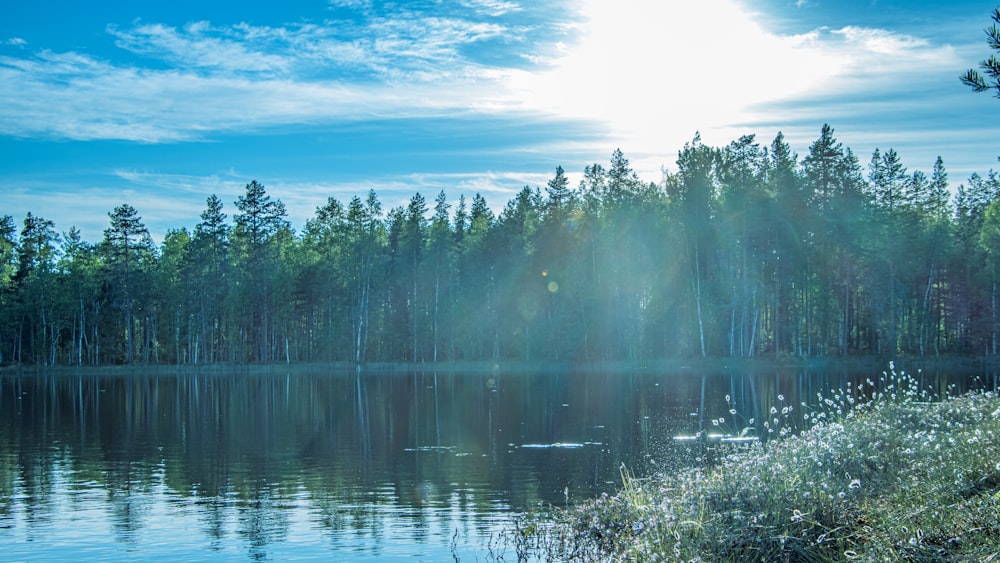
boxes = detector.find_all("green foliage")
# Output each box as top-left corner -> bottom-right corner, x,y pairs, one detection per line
0,215 -> 16,291
962,7 -> 1000,98
186,195 -> 230,363
102,203 -> 154,364
515,368 -> 1000,561
5,130 -> 1000,365
232,180 -> 291,362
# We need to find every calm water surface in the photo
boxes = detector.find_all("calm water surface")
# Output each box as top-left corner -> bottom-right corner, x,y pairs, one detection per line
0,365 -> 993,561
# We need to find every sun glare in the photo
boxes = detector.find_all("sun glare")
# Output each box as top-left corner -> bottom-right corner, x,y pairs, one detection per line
508,0 -> 838,169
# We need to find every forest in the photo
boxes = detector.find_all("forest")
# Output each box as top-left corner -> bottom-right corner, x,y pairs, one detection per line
3,125 -> 1000,366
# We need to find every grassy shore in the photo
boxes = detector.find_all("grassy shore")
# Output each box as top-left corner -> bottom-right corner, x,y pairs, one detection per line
510,366 -> 1000,562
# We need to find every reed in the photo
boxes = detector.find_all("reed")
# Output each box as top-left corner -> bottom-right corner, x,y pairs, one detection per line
512,365 -> 1000,561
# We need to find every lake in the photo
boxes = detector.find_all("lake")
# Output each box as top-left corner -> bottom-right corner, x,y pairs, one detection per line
0,364 -> 994,561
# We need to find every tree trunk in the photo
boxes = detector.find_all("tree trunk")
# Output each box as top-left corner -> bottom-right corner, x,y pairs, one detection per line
993,264 -> 997,356
433,272 -> 439,363
693,240 -> 706,358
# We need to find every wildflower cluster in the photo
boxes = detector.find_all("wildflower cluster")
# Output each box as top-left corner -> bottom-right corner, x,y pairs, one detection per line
708,392 -> 795,443
511,365 -> 1000,562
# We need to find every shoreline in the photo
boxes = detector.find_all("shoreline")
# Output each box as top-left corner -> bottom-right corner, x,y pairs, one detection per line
511,375 -> 1000,561
2,355 -> 997,376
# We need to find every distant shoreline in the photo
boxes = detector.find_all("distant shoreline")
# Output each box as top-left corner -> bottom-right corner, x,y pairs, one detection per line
3,355 -> 997,376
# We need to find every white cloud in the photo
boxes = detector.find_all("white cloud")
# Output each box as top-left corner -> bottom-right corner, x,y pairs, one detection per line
506,0 -> 842,169
0,46 -> 508,142
105,18 -> 511,79
108,22 -> 291,73
0,12 -> 527,142
0,0 -> 971,181
329,0 -> 372,9
5,179 -> 204,243
825,25 -> 958,80
460,0 -> 522,17
113,169 -> 246,196
832,25 -> 928,54
501,1 -> 965,177
5,37 -> 27,46
6,1 -> 996,244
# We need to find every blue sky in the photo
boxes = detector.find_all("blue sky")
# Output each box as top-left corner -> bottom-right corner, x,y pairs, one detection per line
2,0 -> 999,242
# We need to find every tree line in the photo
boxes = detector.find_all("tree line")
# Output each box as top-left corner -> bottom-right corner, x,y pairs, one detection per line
3,125 -> 1000,366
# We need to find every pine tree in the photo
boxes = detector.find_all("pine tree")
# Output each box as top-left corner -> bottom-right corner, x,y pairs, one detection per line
962,7 -> 1000,97
233,180 -> 289,361
60,227 -> 100,365
189,195 -> 230,362
544,166 -> 573,222
674,133 -> 719,357
718,134 -> 768,357
103,204 -> 152,364
428,191 -> 452,362
157,228 -> 191,364
14,213 -> 60,364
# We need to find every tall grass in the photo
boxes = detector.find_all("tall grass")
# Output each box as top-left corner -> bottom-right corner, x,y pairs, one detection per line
510,365 -> 1000,562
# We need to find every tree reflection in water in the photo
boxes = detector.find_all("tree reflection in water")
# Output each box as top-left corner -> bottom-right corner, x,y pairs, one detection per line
0,366 -> 991,561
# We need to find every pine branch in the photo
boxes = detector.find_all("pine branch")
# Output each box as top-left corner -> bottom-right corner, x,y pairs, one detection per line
964,7 -> 1000,96
961,69 -> 990,92
989,23 -> 1000,51
985,54 -> 1000,80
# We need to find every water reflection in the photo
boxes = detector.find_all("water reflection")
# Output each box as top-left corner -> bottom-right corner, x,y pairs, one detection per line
0,366 -> 992,561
